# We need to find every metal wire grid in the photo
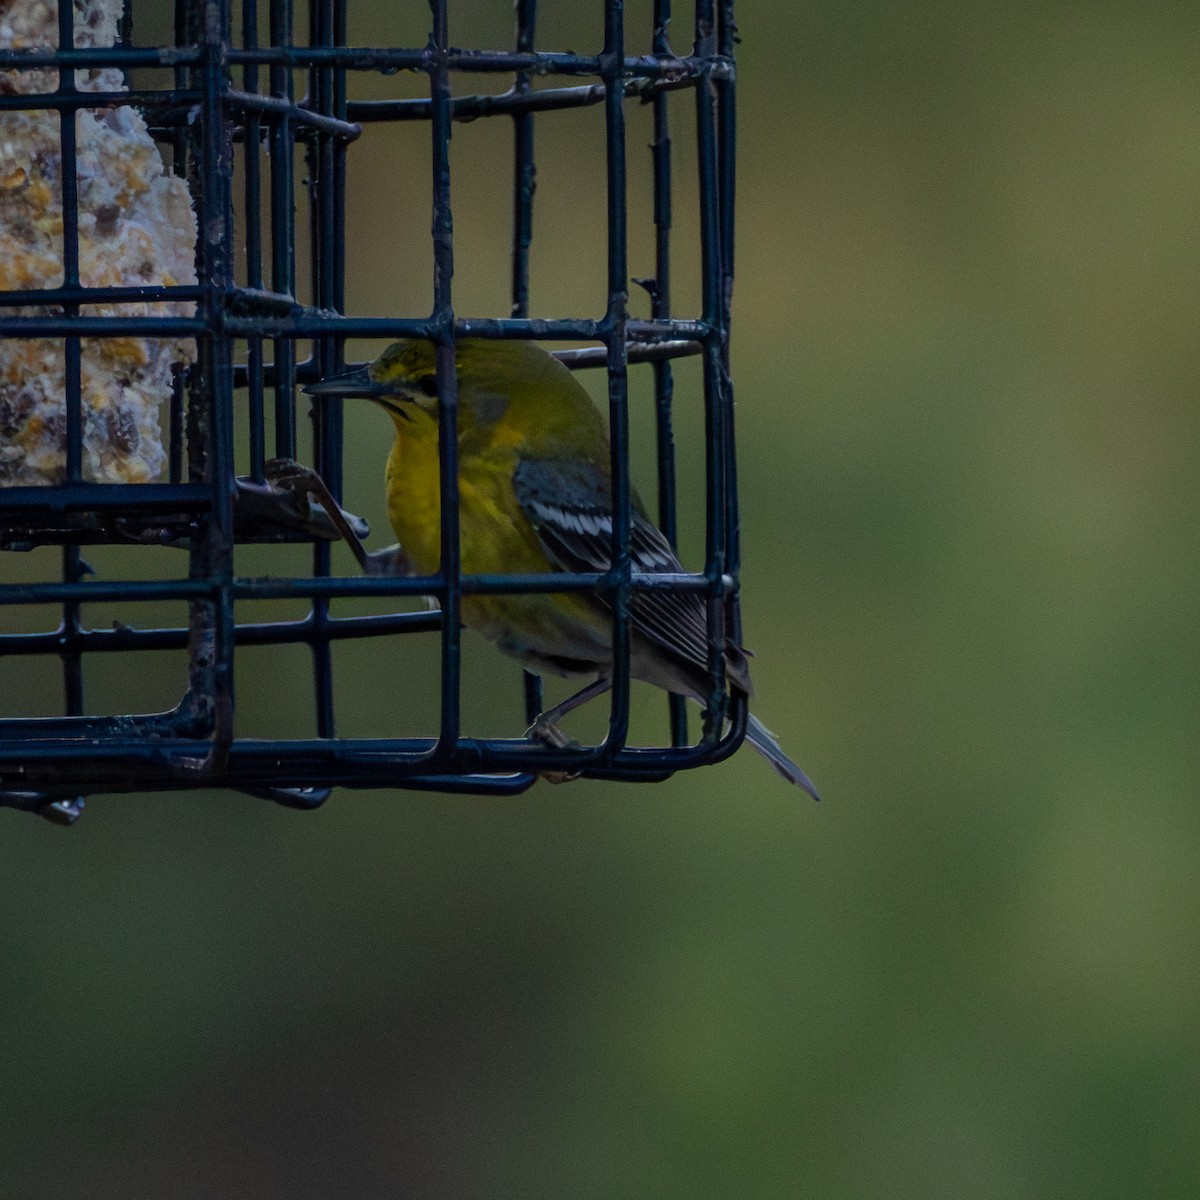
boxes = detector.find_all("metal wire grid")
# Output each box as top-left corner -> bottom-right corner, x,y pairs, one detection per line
0,0 -> 743,816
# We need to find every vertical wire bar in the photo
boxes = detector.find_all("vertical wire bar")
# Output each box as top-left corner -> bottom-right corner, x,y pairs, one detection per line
169,0 -> 192,484
168,0 -> 190,492
168,368 -> 186,481
603,0 -> 632,757
244,0 -> 266,481
715,0 -> 745,742
56,1 -> 84,725
56,0 -> 82,485
430,0 -> 460,753
694,0 -> 729,742
512,0 -> 543,726
716,1 -> 737,299
332,0 -> 347,316
180,0 -> 217,741
198,0 -> 237,751
245,344 -> 265,483
651,0 -> 688,747
308,0 -> 336,741
60,546 -> 84,720
180,0 -> 204,497
269,0 -> 296,458
60,546 -> 88,847
320,0 -> 351,753
510,0 -> 537,320
310,0 -> 341,498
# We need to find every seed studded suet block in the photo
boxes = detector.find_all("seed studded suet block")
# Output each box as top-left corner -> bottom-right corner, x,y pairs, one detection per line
0,0 -> 197,485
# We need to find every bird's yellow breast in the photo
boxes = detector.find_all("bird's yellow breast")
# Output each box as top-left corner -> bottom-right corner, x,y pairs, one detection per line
382,418 -> 609,673
384,423 -> 548,576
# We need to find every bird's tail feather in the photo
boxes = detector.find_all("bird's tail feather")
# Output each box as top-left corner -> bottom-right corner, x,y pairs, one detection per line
744,713 -> 820,801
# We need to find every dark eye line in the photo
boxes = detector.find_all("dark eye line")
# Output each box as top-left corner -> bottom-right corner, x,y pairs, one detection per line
417,375 -> 439,398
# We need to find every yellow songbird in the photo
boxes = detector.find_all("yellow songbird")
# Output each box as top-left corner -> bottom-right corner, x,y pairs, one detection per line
305,338 -> 818,797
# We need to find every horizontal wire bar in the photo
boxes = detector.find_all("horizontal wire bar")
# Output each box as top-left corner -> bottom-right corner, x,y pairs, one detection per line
0,44 -> 731,79
0,609 -> 442,657
224,313 -> 601,339
0,310 -> 708,341
0,87 -> 202,113
0,579 -> 214,606
247,338 -> 701,390
224,46 -> 730,79
346,63 -> 716,123
554,339 -> 701,368
232,570 -> 734,602
0,732 -> 741,789
0,706 -> 207,740
0,284 -> 205,308
242,341 -> 701,391
0,46 -> 203,68
0,483 -> 211,514
0,524 -> 198,549
224,285 -> 306,315
226,47 -> 605,72
0,766 -> 541,801
0,70 -> 726,127
0,569 -> 730,608
322,340 -> 703,383
222,313 -> 709,340
0,315 -> 205,336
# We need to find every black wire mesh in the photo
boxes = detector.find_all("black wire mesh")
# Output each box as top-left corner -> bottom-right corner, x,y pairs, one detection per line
0,0 -> 743,818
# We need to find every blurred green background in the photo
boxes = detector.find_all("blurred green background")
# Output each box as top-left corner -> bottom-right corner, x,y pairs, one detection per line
2,1 -> 1199,1195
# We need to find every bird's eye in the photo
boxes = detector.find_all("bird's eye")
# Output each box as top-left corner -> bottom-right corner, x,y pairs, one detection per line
416,375 -> 439,398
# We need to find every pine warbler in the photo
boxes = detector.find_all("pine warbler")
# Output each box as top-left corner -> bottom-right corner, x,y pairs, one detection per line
306,338 -> 817,797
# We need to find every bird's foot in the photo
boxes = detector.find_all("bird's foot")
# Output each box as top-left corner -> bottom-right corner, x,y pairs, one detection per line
362,543 -> 412,578
261,458 -> 406,576
526,717 -> 584,784
263,455 -> 316,489
234,458 -> 370,544
262,457 -> 339,518
526,716 -> 577,750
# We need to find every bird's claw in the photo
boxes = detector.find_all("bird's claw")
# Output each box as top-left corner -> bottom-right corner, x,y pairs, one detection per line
362,543 -> 412,577
261,457 -> 337,515
263,455 -> 317,490
261,458 -> 396,575
526,717 -> 576,749
233,459 -> 370,544
526,718 -> 584,784
540,768 -> 583,785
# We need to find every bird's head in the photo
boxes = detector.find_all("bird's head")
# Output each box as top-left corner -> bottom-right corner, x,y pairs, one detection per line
304,338 -> 609,456
303,339 -> 439,424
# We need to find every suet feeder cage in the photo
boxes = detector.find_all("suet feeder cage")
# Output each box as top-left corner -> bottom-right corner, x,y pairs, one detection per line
0,0 -> 744,820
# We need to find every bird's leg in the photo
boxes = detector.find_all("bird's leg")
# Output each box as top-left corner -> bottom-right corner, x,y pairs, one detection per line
234,460 -> 369,546
527,675 -> 614,785
525,674 -> 613,747
264,458 -> 409,577
264,457 -> 371,570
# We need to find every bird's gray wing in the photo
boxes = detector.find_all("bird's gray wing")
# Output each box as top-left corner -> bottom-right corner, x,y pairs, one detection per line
513,457 -> 744,689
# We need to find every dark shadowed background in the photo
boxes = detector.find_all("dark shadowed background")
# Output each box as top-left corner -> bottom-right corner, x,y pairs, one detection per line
2,1 -> 1197,1196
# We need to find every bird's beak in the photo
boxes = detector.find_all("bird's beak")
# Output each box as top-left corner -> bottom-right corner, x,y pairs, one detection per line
302,364 -> 392,400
